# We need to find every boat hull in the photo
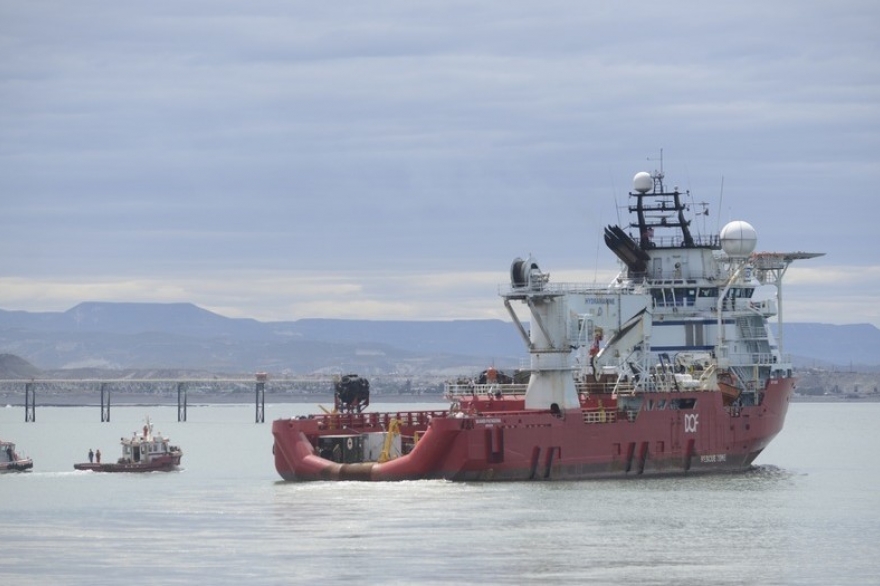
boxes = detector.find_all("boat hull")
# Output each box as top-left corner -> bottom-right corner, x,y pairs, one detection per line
0,459 -> 33,473
272,378 -> 794,482
74,453 -> 182,473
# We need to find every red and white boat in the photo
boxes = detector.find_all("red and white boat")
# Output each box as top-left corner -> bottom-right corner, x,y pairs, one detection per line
74,417 -> 183,473
1,440 -> 33,472
272,166 -> 822,481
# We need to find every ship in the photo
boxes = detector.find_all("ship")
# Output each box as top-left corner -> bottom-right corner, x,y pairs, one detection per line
1,440 -> 33,472
74,417 -> 183,472
272,166 -> 823,481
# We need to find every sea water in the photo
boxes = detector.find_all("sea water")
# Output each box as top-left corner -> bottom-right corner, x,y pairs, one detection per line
1,401 -> 878,586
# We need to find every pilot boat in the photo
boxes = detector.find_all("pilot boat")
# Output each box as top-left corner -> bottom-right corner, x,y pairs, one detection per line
74,417 -> 182,472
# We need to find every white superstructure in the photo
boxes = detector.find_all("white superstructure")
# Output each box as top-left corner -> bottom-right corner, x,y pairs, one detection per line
502,168 -> 823,408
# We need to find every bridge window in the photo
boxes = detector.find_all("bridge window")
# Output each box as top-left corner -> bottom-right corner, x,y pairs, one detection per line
725,287 -> 755,299
675,288 -> 696,306
670,398 -> 697,410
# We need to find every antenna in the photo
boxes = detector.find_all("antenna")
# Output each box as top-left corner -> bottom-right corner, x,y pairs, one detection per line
603,170 -> 619,282
716,175 -> 724,234
647,148 -> 664,176
647,148 -> 665,193
607,167 -> 621,225
694,201 -> 710,235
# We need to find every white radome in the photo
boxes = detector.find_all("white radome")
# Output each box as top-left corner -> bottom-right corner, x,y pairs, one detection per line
720,220 -> 757,257
633,172 -> 653,194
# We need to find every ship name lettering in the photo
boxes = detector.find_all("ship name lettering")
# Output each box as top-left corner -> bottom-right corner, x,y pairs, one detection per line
700,454 -> 727,463
684,413 -> 699,433
584,298 -> 615,305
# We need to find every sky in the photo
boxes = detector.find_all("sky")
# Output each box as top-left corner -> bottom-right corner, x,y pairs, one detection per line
2,1 -> 879,327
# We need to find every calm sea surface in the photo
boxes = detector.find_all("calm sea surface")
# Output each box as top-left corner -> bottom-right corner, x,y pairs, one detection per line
1,401 -> 878,586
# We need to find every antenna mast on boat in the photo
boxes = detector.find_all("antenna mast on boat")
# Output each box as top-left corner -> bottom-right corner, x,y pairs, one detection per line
647,148 -> 665,192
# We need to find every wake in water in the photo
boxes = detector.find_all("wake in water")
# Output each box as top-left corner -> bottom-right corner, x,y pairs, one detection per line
14,470 -> 86,478
739,464 -> 804,490
747,463 -> 800,478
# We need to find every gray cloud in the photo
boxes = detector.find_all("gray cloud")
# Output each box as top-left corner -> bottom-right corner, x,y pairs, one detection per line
1,1 -> 878,324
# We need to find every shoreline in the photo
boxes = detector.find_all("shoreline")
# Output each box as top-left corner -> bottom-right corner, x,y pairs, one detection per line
2,391 -> 878,408
0,391 -> 446,407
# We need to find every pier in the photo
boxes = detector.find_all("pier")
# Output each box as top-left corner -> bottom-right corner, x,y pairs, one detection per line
0,374 -> 334,423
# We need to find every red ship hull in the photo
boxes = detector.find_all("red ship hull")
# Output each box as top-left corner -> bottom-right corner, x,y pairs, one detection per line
272,377 -> 794,482
74,453 -> 182,473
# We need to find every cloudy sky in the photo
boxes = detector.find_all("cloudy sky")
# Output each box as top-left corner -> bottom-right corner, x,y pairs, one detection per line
2,1 -> 878,327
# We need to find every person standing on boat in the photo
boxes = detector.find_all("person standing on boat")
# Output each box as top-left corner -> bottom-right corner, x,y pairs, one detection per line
88,449 -> 94,463
95,449 -> 101,464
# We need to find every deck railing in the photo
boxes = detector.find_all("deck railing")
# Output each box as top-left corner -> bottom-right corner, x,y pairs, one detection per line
315,409 -> 448,431
444,383 -> 528,398
582,408 -> 617,424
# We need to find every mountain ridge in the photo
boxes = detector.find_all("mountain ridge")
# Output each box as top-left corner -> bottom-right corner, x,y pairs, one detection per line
1,302 -> 879,374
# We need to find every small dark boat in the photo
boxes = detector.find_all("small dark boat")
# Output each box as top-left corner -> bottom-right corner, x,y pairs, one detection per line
74,417 -> 182,473
1,440 -> 33,472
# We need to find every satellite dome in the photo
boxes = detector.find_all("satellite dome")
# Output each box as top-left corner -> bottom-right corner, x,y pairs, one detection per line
720,220 -> 757,257
633,172 -> 653,194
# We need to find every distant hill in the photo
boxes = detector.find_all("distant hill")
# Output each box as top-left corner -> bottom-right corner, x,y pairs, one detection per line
0,353 -> 42,379
0,302 -> 524,375
776,323 -> 880,370
0,302 -> 270,339
1,302 -> 879,375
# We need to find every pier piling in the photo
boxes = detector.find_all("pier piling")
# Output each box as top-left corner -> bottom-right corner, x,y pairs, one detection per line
177,382 -> 187,422
100,383 -> 111,422
255,373 -> 267,423
25,382 -> 35,422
